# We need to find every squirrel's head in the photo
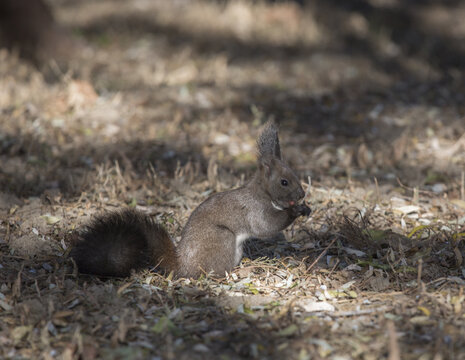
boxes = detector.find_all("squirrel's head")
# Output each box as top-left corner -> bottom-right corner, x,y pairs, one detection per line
256,121 -> 305,210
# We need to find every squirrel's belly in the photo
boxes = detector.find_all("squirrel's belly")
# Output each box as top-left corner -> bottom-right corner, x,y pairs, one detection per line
235,233 -> 249,265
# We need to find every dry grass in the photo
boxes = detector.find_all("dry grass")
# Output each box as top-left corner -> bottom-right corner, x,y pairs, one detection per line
1,0 -> 465,359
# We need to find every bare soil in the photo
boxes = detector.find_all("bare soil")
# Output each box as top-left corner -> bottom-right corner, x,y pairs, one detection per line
1,1 -> 464,359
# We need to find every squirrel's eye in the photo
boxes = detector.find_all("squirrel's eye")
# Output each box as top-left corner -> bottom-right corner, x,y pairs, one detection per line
281,179 -> 288,186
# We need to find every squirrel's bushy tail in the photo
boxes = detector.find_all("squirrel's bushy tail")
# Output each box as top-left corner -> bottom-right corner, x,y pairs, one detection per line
70,209 -> 177,277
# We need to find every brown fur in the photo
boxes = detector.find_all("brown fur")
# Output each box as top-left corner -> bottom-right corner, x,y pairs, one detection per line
71,121 -> 310,278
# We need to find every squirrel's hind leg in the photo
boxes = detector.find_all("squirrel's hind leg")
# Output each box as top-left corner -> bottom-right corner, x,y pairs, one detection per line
177,225 -> 238,278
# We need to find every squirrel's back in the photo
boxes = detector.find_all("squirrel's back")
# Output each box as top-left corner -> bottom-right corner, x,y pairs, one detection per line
70,209 -> 177,277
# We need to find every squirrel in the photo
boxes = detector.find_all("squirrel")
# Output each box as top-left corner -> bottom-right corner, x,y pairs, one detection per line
70,121 -> 311,278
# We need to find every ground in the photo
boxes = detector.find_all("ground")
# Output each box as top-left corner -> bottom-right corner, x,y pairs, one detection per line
1,0 -> 465,359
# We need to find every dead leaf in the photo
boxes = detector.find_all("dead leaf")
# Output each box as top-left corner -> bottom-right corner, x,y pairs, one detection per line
409,316 -> 435,326
278,324 -> 299,337
11,325 -> 33,345
296,299 -> 335,312
451,199 -> 465,210
393,205 -> 420,215
41,214 -> 61,225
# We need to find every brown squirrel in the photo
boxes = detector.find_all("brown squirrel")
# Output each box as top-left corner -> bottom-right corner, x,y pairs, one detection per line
70,121 -> 311,278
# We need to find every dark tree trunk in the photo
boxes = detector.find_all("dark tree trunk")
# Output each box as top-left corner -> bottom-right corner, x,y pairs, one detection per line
0,0 -> 56,62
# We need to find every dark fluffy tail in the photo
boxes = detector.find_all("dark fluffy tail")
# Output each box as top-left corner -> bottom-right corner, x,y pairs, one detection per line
70,209 -> 178,277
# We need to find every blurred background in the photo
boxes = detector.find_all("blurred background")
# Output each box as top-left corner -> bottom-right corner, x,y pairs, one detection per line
1,0 -> 465,196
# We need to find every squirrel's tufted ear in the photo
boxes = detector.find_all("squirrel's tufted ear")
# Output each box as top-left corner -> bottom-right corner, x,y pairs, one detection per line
257,120 -> 281,160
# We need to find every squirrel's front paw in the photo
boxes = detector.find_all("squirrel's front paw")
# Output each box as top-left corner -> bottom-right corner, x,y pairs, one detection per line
291,204 -> 311,217
299,204 -> 312,216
